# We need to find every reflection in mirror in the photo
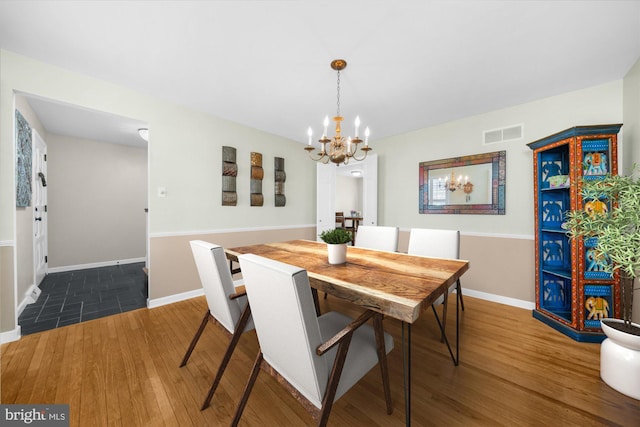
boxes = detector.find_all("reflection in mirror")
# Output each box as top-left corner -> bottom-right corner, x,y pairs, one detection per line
419,150 -> 505,214
428,163 -> 493,205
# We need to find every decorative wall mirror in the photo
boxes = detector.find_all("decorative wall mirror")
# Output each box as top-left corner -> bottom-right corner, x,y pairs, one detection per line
419,150 -> 506,214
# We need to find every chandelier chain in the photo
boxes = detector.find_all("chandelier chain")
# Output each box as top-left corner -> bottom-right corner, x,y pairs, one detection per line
336,69 -> 341,117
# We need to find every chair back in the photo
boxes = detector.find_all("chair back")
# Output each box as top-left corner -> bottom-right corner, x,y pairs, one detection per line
335,211 -> 345,228
190,240 -> 243,334
354,225 -> 399,252
238,253 -> 328,407
407,228 -> 460,259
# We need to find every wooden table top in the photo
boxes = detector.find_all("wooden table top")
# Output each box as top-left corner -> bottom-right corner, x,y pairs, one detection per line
226,239 -> 469,323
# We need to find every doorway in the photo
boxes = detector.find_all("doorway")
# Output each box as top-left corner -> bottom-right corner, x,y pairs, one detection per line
15,93 -> 149,334
316,153 -> 378,238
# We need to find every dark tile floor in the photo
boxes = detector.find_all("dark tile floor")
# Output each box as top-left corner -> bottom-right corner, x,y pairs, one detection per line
18,262 -> 148,335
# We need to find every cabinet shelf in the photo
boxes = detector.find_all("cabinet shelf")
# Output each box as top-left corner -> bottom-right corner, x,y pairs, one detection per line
541,267 -> 572,280
528,124 -> 621,342
541,227 -> 566,234
541,186 -> 570,191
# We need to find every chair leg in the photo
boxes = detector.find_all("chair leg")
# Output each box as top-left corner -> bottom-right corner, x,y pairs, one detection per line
201,303 -> 252,410
179,310 -> 211,367
457,279 -> 465,311
318,334 -> 353,427
373,314 -> 393,415
231,351 -> 263,427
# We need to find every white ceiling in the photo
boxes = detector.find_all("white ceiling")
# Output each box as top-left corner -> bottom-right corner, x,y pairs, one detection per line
22,95 -> 149,148
1,1 -> 640,146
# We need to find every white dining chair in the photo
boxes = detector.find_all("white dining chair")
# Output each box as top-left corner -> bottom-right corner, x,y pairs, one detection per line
180,240 -> 254,410
407,228 -> 465,340
354,225 -> 399,252
233,253 -> 394,427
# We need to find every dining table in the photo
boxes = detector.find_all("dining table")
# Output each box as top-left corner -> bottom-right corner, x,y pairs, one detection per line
225,239 -> 469,426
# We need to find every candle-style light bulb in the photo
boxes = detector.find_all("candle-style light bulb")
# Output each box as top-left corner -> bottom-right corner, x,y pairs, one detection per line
354,116 -> 361,138
323,116 -> 329,138
364,127 -> 370,146
347,137 -> 352,153
307,127 -> 313,146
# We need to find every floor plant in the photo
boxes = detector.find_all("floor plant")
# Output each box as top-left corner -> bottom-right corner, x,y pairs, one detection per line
564,166 -> 640,335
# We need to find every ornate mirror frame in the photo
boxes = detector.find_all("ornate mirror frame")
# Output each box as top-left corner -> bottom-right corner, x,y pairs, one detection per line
419,150 -> 506,214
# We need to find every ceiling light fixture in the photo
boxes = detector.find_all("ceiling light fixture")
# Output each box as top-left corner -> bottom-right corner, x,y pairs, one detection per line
305,59 -> 371,165
138,128 -> 149,142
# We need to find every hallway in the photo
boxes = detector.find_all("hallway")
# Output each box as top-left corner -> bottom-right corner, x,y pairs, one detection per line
18,263 -> 147,335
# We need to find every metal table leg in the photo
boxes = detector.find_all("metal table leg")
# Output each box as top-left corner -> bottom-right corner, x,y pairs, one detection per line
402,322 -> 411,426
432,289 -> 460,366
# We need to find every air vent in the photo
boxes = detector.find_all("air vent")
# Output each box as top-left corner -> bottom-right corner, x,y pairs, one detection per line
483,124 -> 523,144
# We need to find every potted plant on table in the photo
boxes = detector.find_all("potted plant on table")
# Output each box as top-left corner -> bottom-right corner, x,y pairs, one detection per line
564,168 -> 640,400
319,228 -> 352,265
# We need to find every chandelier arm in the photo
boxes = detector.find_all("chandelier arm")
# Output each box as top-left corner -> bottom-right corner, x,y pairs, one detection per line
305,147 -> 328,162
349,150 -> 369,162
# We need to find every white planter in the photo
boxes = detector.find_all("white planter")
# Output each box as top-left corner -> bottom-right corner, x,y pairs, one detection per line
600,319 -> 640,400
327,243 -> 347,265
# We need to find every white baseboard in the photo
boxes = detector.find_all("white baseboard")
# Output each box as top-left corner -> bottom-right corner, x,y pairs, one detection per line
148,288 -> 204,309
48,257 -> 146,273
463,288 -> 535,310
0,326 -> 21,344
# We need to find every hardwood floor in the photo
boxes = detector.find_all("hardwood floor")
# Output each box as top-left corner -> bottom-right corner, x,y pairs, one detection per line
2,295 -> 639,426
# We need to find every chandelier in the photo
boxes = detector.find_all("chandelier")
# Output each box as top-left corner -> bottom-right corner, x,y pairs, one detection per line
304,59 -> 371,165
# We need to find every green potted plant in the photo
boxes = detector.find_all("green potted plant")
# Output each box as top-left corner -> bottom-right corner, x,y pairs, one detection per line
319,228 -> 352,264
564,167 -> 640,399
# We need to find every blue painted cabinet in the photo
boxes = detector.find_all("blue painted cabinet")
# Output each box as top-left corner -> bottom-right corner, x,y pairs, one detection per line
527,124 -> 621,342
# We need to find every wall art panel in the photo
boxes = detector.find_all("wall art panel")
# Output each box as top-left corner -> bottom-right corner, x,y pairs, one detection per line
222,146 -> 237,206
274,156 -> 286,207
250,152 -> 263,206
16,110 -> 32,207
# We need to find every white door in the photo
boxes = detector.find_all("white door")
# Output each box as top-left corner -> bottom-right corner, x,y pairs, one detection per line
360,153 -> 378,226
317,163 -> 336,239
32,130 -> 48,286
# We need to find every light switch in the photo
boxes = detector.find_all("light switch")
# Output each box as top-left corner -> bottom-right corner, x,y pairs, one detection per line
157,186 -> 167,198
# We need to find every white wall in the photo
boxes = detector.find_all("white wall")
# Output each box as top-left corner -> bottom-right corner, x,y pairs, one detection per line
375,80 -> 623,235
46,133 -> 147,268
624,57 -> 640,172
623,57 -> 640,324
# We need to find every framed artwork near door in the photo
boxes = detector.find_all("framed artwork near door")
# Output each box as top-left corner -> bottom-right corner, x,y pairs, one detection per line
16,110 -> 33,207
